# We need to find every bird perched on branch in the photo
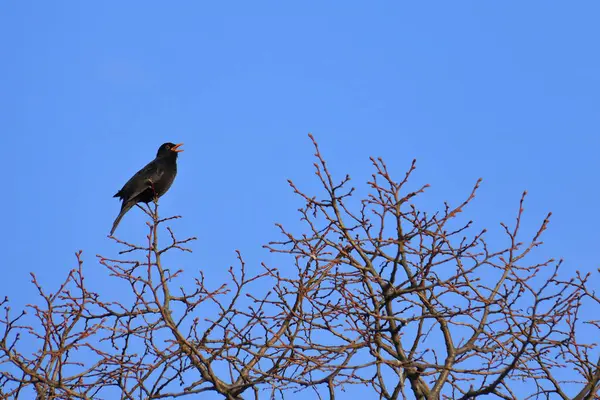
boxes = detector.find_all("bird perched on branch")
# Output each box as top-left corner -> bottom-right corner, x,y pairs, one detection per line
110,142 -> 183,235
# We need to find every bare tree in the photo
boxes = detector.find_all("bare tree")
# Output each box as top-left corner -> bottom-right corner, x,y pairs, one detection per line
1,135 -> 598,399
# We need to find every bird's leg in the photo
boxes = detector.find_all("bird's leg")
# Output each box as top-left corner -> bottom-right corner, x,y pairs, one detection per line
147,180 -> 160,220
147,179 -> 159,202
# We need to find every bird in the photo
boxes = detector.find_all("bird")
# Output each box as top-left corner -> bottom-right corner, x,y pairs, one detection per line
110,142 -> 183,235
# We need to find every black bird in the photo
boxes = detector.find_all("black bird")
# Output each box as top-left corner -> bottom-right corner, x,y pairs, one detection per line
110,142 -> 183,235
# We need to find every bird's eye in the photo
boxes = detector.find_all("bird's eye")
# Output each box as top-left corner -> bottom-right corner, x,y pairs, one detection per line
165,145 -> 170,150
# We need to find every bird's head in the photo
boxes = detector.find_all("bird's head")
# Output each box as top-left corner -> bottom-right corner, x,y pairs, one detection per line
157,142 -> 184,158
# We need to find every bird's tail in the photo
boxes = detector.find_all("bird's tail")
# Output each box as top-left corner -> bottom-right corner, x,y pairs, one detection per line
110,201 -> 135,236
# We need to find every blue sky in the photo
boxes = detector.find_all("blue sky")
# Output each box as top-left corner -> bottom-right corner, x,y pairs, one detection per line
1,2 -> 599,397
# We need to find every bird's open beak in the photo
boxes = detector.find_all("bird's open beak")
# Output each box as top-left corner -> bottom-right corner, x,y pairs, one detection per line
171,143 -> 184,153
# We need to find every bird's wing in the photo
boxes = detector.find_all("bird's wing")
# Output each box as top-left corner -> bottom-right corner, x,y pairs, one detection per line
115,159 -> 166,202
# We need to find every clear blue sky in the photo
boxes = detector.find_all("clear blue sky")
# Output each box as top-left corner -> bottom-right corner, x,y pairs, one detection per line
1,2 -> 599,397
